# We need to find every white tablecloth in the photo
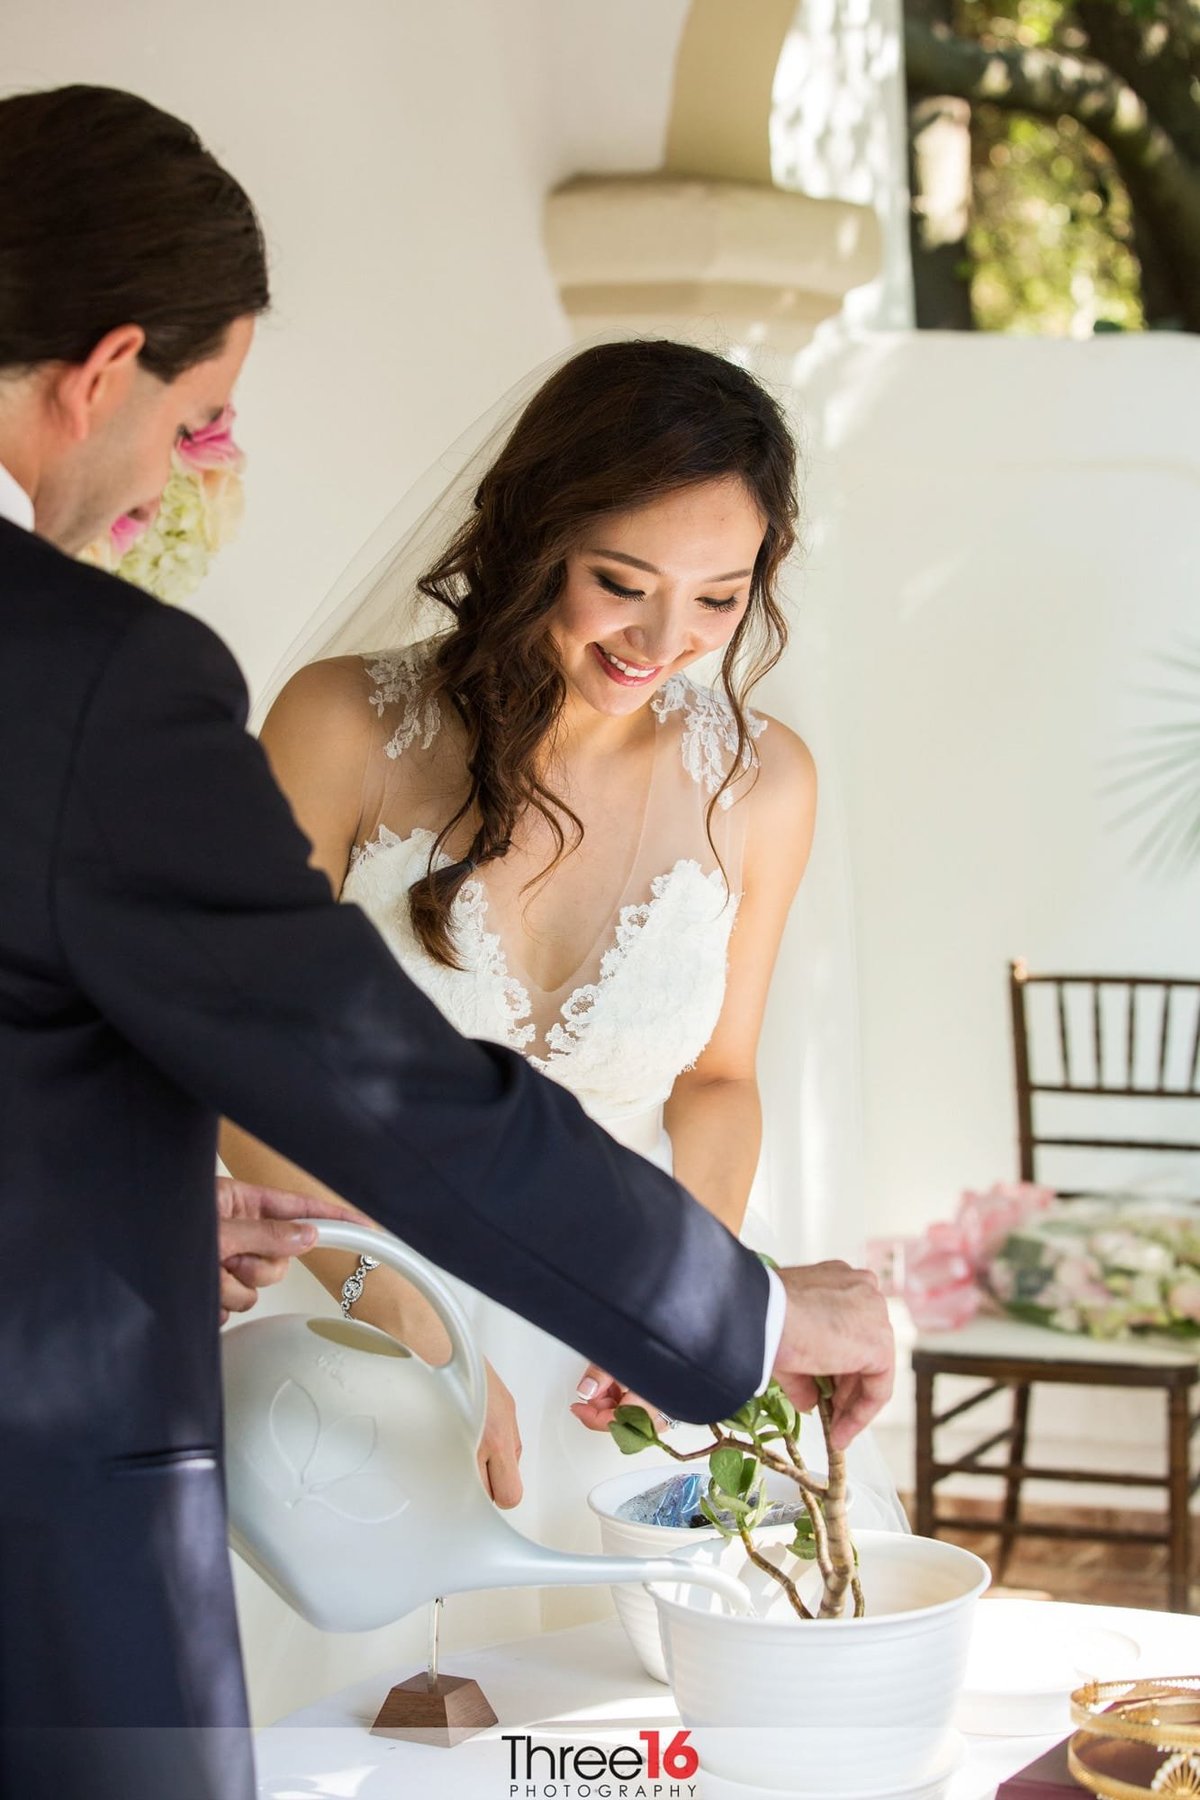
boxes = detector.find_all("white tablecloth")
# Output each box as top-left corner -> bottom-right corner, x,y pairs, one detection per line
256,1602 -> 1200,1799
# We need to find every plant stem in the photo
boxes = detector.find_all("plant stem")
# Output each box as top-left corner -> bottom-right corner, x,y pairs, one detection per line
656,1429 -> 828,1501
816,1392 -> 853,1619
737,1524 -> 813,1620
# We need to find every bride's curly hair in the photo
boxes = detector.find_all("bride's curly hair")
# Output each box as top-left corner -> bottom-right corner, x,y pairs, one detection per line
410,339 -> 799,969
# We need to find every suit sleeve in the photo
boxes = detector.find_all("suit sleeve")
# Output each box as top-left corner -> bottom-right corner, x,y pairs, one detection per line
51,602 -> 771,1423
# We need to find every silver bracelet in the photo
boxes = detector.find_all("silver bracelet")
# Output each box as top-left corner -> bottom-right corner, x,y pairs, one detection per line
340,1253 -> 379,1318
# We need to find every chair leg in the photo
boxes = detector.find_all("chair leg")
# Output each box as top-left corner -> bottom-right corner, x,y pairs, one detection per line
997,1382 -> 1030,1582
915,1368 -> 935,1538
1167,1387 -> 1192,1614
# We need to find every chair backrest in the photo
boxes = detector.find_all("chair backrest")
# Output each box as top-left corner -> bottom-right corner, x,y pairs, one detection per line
1010,960 -> 1200,1193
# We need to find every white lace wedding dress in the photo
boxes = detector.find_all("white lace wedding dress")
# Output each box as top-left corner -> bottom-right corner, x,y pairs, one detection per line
334,641 -> 907,1628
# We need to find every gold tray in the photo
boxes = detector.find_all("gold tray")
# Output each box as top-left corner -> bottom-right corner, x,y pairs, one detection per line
1067,1678 -> 1200,1797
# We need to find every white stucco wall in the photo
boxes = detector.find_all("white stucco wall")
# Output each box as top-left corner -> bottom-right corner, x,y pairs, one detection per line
783,329 -> 1200,1498
3,0 -> 692,700
772,0 -> 913,329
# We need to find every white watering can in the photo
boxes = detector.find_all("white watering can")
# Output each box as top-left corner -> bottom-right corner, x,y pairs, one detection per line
222,1221 -> 752,1630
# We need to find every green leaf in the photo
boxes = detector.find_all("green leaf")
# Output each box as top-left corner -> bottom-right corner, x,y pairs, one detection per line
713,1488 -> 752,1520
609,1404 -> 658,1455
726,1399 -> 762,1433
764,1388 -> 798,1438
699,1495 -> 735,1538
710,1446 -> 746,1494
791,1514 -> 818,1560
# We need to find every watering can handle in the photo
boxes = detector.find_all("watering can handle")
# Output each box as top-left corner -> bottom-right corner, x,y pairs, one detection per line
303,1219 -> 488,1445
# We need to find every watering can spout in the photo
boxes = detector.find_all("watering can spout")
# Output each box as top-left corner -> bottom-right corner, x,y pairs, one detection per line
223,1221 -> 752,1633
481,1536 -> 754,1616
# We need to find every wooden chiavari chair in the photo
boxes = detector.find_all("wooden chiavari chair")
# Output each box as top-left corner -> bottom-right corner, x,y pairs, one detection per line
912,961 -> 1200,1611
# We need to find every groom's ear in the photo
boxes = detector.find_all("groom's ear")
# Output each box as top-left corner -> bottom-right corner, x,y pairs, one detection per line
52,324 -> 147,443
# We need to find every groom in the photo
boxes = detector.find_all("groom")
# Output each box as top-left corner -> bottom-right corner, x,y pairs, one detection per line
0,85 -> 893,1800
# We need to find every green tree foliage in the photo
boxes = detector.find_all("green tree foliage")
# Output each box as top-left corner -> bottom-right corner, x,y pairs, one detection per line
905,0 -> 1200,331
970,108 -> 1144,332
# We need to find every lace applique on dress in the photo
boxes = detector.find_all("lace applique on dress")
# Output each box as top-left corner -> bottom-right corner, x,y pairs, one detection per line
452,875 -> 538,1053
342,663 -> 754,1113
651,675 -> 767,808
344,824 -> 536,1056
539,861 -> 730,1071
363,647 -> 442,761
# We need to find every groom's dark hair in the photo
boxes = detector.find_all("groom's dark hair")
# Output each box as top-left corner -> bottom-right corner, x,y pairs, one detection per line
0,85 -> 269,381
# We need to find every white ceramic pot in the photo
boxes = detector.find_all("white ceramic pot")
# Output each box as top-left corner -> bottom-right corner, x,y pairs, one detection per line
589,1462 -> 799,1684
647,1528 -> 990,1795
589,1460 -> 905,1684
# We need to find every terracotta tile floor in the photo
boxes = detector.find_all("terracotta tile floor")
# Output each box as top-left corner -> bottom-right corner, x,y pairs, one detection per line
899,1495 -> 1195,1613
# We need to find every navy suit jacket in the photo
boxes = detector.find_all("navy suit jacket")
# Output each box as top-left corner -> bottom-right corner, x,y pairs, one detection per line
0,519 -> 768,1792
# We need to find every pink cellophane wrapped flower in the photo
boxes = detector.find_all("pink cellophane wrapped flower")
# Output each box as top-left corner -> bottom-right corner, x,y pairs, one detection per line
904,1221 -> 981,1331
899,1182 -> 1056,1332
956,1182 -> 1056,1263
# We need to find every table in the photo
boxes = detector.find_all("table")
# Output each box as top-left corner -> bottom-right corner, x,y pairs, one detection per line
256,1602 -> 1200,1799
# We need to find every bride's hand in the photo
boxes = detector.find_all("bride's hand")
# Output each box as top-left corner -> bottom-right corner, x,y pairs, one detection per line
569,1364 -> 675,1437
478,1361 -> 523,1509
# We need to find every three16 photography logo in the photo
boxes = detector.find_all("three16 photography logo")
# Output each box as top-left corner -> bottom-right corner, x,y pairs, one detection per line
503,1727 -> 699,1798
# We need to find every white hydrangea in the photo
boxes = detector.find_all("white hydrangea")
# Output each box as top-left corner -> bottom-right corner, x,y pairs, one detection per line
78,458 -> 245,605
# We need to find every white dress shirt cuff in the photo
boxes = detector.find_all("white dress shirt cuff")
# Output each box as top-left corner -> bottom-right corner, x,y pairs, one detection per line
759,1264 -> 785,1394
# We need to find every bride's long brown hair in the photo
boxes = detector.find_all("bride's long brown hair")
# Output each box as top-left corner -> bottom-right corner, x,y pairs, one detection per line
409,339 -> 799,969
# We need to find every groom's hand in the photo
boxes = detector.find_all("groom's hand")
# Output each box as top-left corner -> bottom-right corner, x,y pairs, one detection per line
771,1261 -> 894,1450
216,1177 -> 353,1324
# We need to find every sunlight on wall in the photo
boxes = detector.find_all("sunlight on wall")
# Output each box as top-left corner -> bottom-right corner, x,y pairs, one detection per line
772,0 -> 914,329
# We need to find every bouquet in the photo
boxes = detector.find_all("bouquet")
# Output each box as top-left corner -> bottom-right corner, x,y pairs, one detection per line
874,1182 -> 1056,1332
985,1199 -> 1200,1340
79,406 -> 244,604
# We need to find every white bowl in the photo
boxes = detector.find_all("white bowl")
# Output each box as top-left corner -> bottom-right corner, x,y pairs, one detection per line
955,1597 -> 1141,1736
588,1459 -> 901,1683
588,1462 -> 800,1683
648,1529 -> 990,1794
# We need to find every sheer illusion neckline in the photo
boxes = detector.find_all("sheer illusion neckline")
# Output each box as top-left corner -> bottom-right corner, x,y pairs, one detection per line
491,718 -> 663,1001
345,823 -> 727,1066
345,643 -> 756,1069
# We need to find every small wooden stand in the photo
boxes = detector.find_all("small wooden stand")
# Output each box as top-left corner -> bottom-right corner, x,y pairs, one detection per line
370,1671 -> 499,1746
369,1596 -> 498,1748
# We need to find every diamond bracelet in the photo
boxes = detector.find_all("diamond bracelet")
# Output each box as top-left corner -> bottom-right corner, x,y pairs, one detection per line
340,1253 -> 380,1318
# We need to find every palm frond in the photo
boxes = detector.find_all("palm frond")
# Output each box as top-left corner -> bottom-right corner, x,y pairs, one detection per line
1108,641 -> 1200,877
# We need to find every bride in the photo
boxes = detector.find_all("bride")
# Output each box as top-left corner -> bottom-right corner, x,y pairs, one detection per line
222,339 -> 905,1634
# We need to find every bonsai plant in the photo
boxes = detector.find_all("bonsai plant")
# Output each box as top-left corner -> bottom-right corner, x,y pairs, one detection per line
610,1376 -> 863,1621
607,1375 -> 990,1793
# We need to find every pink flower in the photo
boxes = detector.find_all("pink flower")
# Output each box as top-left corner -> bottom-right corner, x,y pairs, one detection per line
956,1182 -> 1055,1263
175,405 -> 244,473
1169,1279 -> 1200,1324
903,1222 -> 980,1331
110,511 -> 151,556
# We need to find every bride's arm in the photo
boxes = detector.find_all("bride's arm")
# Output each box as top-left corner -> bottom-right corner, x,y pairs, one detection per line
663,719 -> 817,1237
217,662 -> 524,1504
572,721 -> 816,1433
219,657 -> 453,1359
